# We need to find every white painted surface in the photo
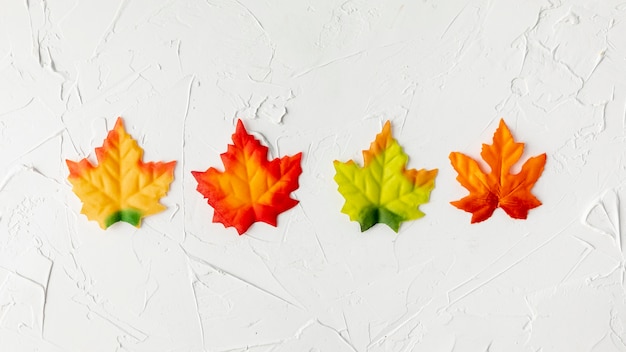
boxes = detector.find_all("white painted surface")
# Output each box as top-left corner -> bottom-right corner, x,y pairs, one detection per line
1,0 -> 625,351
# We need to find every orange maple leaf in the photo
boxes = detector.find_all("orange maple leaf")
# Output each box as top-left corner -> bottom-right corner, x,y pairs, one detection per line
449,119 -> 546,223
192,120 -> 302,234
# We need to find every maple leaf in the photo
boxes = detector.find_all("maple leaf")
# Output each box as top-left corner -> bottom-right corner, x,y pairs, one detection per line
333,121 -> 438,232
192,120 -> 302,235
66,117 -> 176,229
449,119 -> 547,223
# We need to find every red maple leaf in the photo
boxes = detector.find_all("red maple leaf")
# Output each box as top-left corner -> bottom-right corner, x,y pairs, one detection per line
192,120 -> 302,234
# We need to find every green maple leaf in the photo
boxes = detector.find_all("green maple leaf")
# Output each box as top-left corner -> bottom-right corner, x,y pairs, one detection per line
333,121 -> 438,232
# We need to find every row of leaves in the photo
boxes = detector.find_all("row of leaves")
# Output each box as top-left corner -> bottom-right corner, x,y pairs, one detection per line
66,118 -> 546,234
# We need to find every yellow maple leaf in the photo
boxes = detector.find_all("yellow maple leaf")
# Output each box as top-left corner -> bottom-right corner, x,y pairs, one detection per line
66,117 -> 176,229
334,121 -> 438,232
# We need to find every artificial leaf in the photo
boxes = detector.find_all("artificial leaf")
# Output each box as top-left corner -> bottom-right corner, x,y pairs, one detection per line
66,117 -> 176,229
334,121 -> 438,232
449,118 -> 547,223
192,120 -> 302,235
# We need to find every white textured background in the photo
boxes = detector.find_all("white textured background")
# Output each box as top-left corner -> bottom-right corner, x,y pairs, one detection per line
1,0 -> 626,351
